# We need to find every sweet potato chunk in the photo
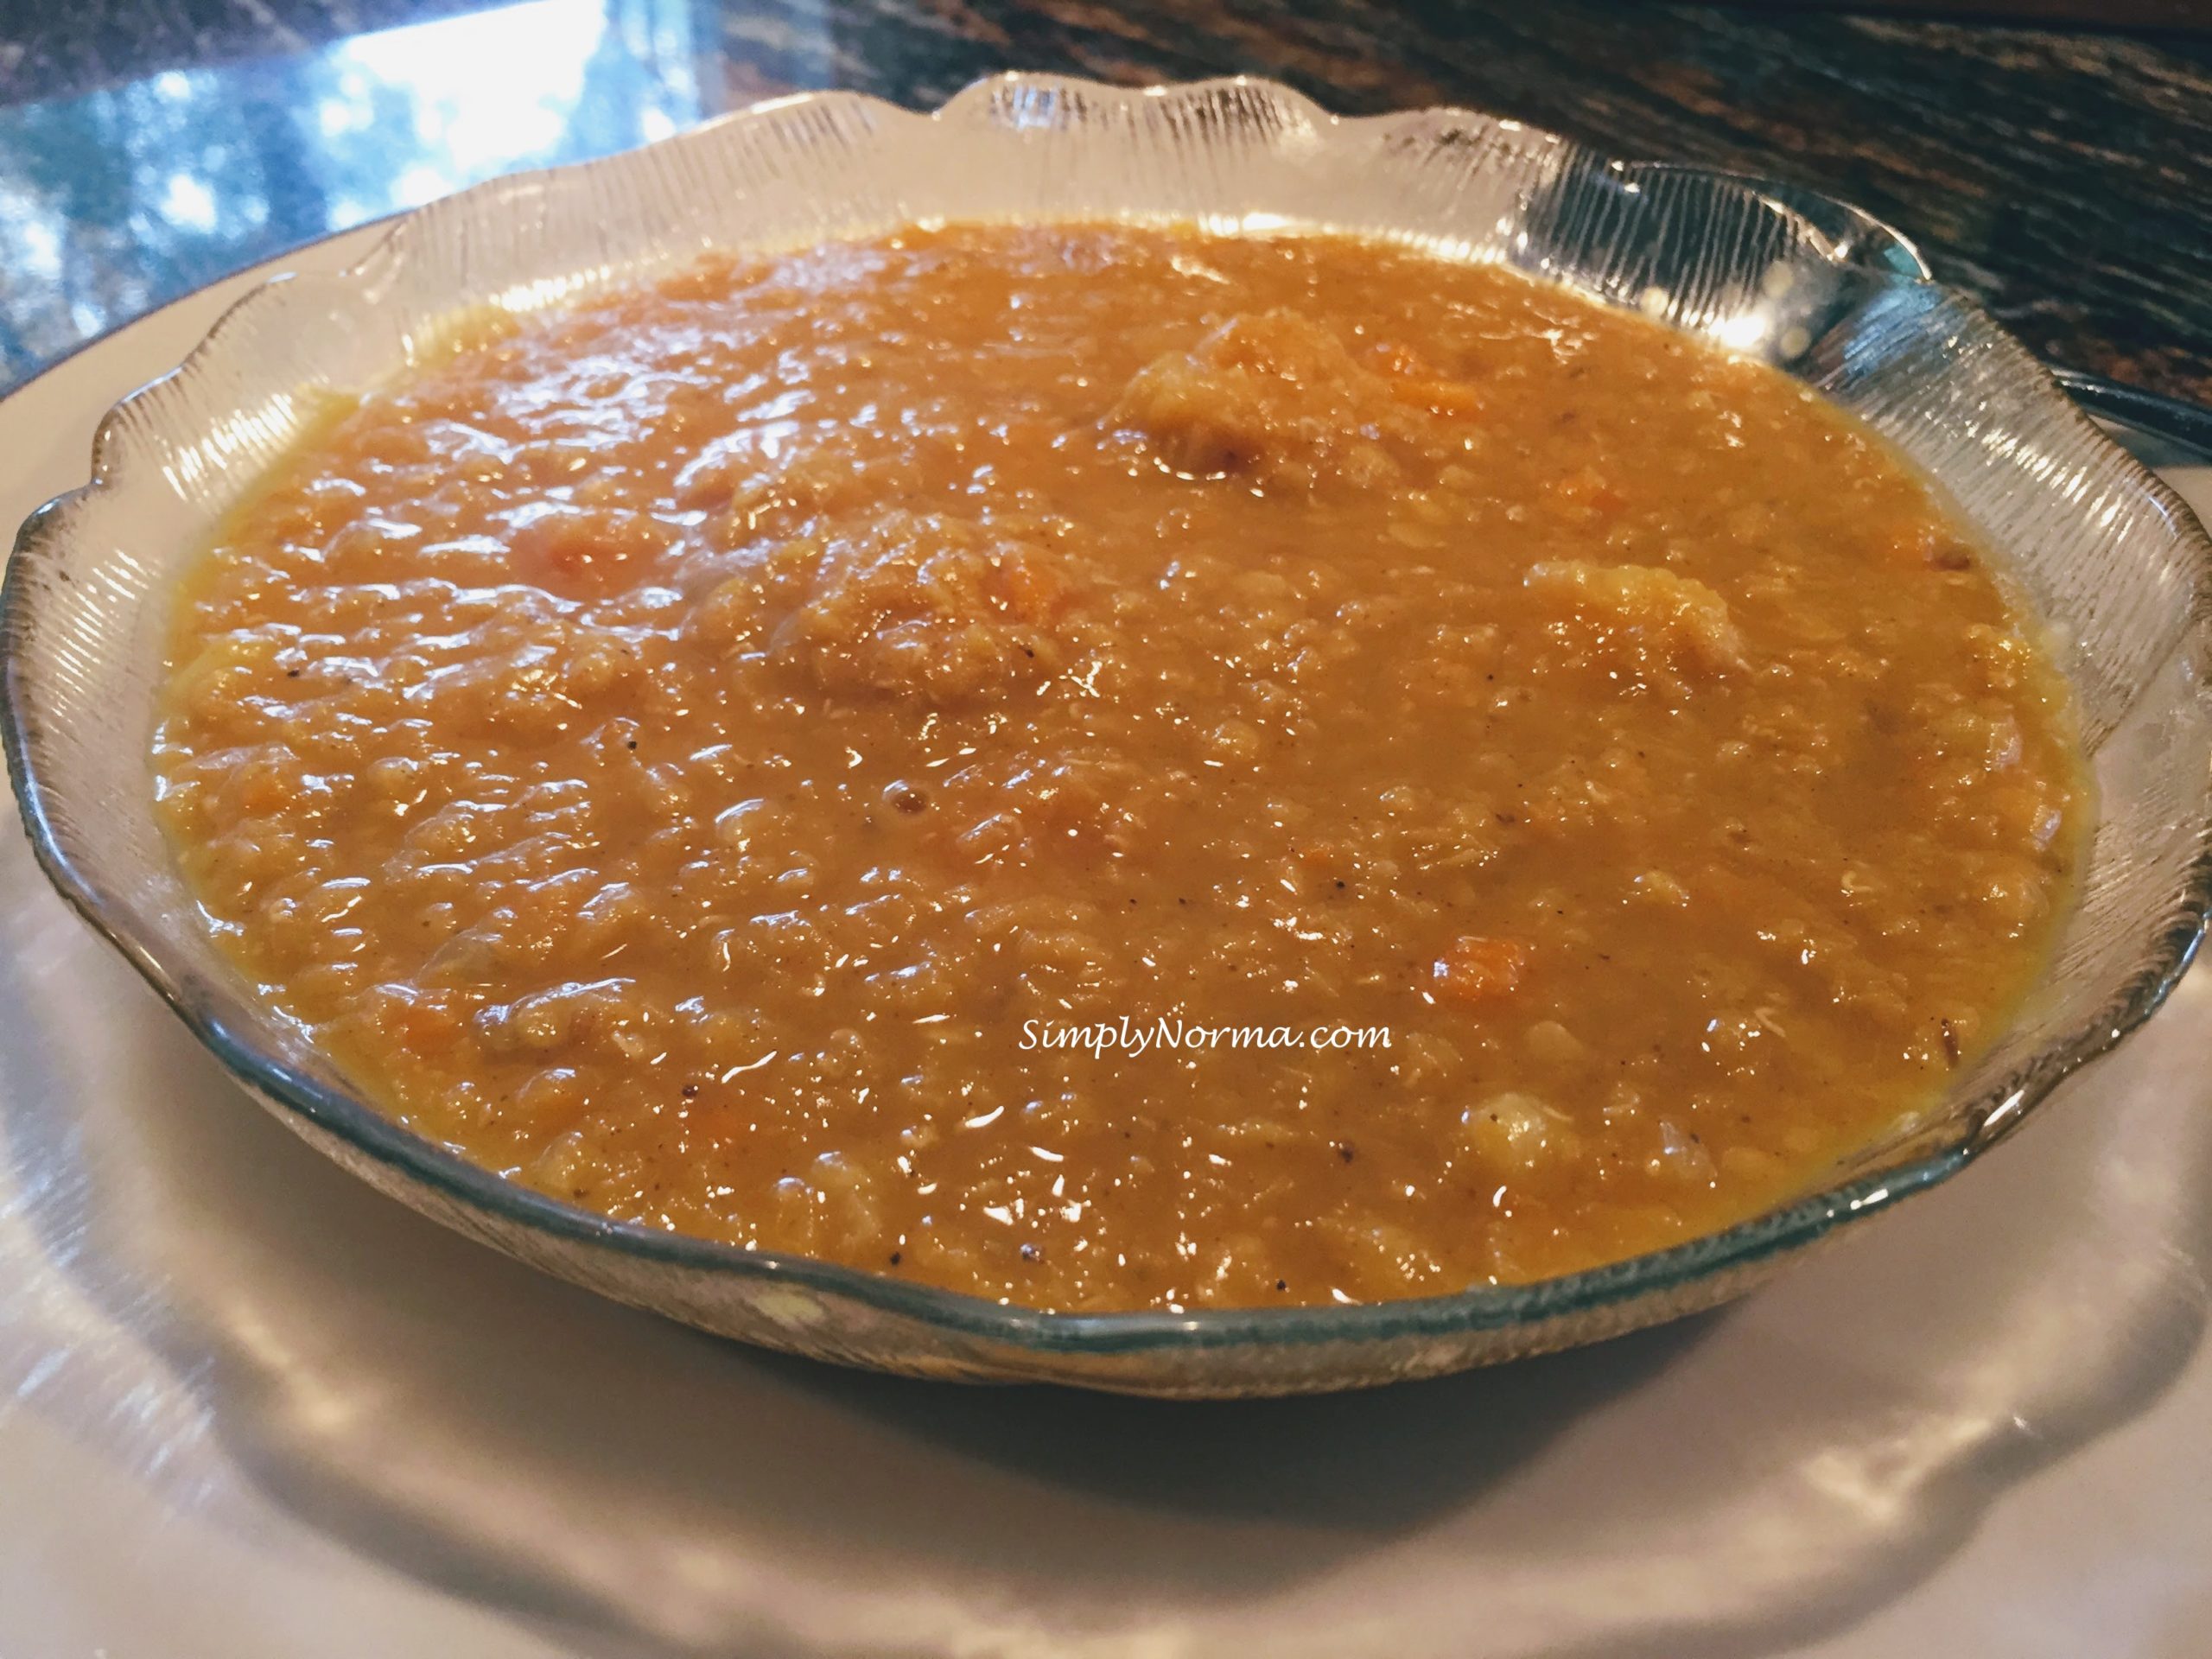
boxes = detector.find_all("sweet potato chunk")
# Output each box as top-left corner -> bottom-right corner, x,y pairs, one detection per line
774,510 -> 1076,702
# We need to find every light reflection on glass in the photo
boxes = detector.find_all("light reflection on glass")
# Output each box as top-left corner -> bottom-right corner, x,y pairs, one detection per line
0,0 -> 705,390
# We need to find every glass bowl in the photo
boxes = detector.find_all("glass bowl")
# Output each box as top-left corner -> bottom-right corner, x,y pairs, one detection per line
5,73 -> 2209,1397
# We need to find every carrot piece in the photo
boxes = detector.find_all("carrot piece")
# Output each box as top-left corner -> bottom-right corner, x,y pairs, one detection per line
1548,465 -> 1624,517
1367,342 -> 1484,419
1395,378 -> 1485,419
990,548 -> 1071,624
1433,936 -> 1529,1005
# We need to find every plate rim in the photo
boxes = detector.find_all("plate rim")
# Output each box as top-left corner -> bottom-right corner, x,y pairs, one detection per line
4,70 -> 2209,1363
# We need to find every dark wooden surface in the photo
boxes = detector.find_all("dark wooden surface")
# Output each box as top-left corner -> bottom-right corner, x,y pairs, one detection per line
0,0 -> 2205,401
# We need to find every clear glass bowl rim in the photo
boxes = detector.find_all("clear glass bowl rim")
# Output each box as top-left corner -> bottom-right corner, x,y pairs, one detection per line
3,71 -> 2209,1363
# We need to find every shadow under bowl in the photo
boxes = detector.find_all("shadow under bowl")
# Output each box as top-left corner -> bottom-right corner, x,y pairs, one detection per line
5,73 -> 2209,1396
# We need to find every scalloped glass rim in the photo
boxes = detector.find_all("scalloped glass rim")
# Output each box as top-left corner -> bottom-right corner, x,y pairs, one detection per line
3,73 -> 2209,1391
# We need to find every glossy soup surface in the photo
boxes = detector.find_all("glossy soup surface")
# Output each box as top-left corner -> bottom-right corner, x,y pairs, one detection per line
153,224 -> 2082,1312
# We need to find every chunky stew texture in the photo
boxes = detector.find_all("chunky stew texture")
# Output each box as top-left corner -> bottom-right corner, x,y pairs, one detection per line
153,225 -> 2082,1311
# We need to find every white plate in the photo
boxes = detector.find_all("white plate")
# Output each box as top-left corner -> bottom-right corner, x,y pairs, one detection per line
3,231 -> 2209,1657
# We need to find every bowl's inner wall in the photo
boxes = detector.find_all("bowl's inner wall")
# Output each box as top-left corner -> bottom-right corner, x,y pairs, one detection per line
11,76 -> 2210,1255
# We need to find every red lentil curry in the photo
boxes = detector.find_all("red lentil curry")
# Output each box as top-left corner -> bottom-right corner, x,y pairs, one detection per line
152,224 -> 2082,1312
